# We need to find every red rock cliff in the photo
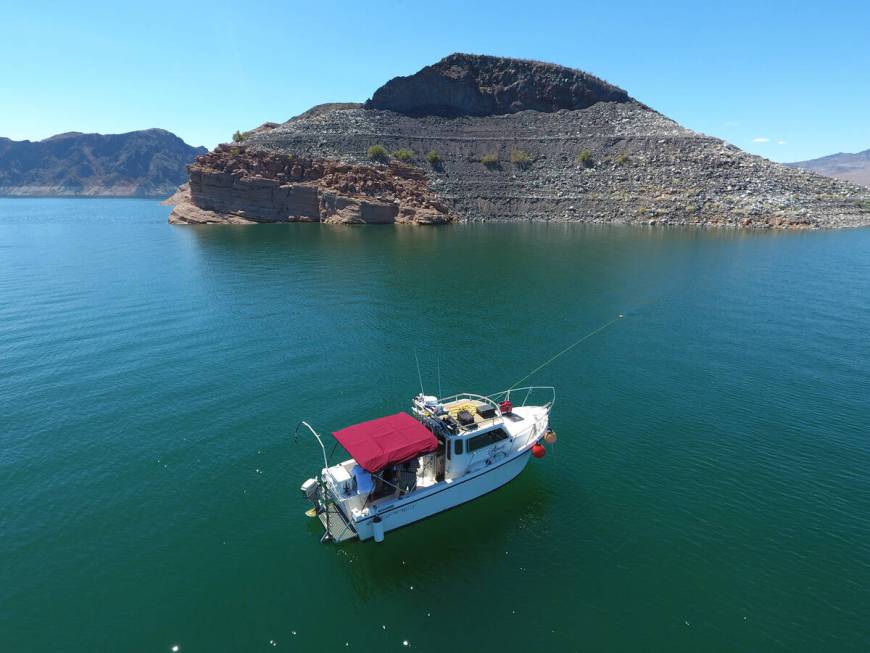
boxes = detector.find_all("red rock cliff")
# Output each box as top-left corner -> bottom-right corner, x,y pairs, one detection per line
169,145 -> 452,225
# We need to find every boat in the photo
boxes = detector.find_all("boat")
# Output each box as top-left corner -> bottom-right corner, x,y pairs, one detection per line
297,386 -> 556,543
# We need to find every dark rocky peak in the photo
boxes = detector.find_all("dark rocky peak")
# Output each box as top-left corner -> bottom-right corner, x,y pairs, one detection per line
365,53 -> 633,117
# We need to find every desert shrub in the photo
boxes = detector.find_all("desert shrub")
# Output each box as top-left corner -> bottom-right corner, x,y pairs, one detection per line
577,149 -> 594,168
232,130 -> 249,143
229,146 -> 241,156
393,148 -> 415,162
615,152 -> 630,166
426,149 -> 441,165
368,144 -> 389,163
481,152 -> 500,168
510,149 -> 533,169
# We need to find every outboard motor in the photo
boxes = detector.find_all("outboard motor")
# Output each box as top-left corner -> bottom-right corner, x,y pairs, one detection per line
300,478 -> 320,509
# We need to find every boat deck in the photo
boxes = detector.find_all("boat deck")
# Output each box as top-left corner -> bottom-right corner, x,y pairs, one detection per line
441,398 -> 502,431
318,503 -> 358,543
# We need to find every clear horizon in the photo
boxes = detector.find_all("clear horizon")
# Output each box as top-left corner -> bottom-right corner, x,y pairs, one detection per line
2,0 -> 868,163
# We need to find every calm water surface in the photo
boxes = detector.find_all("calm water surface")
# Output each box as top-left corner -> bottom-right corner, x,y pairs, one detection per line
1,198 -> 868,652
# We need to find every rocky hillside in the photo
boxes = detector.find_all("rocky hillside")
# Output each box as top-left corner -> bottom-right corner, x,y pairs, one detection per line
169,53 -> 870,228
0,129 -> 206,196
785,149 -> 870,188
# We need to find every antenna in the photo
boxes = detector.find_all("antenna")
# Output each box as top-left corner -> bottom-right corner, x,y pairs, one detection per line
437,355 -> 442,399
414,349 -> 425,396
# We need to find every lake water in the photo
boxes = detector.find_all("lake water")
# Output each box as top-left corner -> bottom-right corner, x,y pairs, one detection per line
1,198 -> 869,652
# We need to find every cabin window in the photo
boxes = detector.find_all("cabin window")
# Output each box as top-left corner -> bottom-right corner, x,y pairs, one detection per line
467,428 -> 509,453
454,439 -> 463,455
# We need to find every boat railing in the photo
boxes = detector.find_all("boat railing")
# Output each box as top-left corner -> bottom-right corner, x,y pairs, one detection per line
433,391 -> 502,413
433,387 -> 555,412
487,386 -> 556,410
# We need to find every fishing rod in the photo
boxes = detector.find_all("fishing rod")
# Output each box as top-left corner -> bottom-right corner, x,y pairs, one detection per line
507,313 -> 624,391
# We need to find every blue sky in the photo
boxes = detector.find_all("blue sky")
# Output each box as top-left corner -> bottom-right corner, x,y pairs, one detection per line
1,0 -> 868,162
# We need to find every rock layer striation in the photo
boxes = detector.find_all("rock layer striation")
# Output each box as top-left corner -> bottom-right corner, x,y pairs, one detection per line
169,146 -> 451,224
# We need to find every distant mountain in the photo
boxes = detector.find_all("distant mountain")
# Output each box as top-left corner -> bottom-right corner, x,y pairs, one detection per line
0,129 -> 206,197
785,149 -> 870,187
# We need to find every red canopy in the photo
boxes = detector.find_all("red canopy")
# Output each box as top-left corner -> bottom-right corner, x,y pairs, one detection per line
332,412 -> 439,473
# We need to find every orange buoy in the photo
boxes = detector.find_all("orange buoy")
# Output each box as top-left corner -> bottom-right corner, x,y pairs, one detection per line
544,430 -> 557,444
531,443 -> 546,458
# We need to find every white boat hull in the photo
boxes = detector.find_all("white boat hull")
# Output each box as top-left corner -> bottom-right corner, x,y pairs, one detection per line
351,449 -> 532,541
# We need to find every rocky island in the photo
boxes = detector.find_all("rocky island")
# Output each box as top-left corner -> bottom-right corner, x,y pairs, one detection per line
169,54 -> 870,228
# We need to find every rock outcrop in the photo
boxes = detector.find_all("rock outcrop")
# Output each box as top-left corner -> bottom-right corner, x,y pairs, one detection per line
169,146 -> 451,224
0,129 -> 206,197
170,53 -> 870,228
365,53 -> 631,117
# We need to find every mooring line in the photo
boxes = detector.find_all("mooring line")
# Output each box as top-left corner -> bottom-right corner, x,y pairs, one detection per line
507,313 -> 624,391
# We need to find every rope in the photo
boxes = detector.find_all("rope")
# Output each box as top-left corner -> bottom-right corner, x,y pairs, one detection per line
508,314 -> 623,391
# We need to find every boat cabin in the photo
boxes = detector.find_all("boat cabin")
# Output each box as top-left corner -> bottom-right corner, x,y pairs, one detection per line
412,393 -> 528,477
